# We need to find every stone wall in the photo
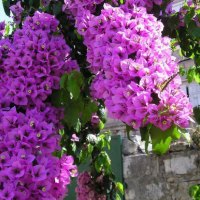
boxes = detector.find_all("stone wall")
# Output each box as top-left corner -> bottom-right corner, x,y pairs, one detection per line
123,142 -> 200,200
105,118 -> 200,200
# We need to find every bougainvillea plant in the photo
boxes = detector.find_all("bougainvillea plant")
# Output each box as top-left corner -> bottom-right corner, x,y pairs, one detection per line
1,0 -> 199,199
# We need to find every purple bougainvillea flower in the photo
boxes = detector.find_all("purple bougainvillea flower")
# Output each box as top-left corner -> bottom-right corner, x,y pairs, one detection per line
0,21 -> 5,39
32,165 -> 47,182
14,92 -> 28,106
71,133 -> 79,142
91,114 -> 100,125
10,161 -> 25,178
21,56 -> 32,68
10,2 -> 24,16
0,184 -> 15,200
0,152 -> 10,167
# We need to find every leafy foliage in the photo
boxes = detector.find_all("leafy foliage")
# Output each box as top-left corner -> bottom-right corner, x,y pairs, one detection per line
189,185 -> 200,200
140,124 -> 180,155
2,0 -> 10,16
161,1 -> 200,84
193,106 -> 200,125
150,125 -> 180,155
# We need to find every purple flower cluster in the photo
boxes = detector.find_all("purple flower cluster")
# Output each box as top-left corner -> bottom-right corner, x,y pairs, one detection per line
91,113 -> 100,126
0,12 -> 79,109
76,172 -> 106,200
0,12 -> 78,199
0,107 -> 77,200
0,22 -> 5,39
77,3 -> 192,131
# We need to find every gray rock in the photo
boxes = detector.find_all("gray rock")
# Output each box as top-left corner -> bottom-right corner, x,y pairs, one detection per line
169,142 -> 189,152
122,137 -> 138,155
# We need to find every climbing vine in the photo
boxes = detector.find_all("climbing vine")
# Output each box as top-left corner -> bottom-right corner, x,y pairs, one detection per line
0,0 -> 200,199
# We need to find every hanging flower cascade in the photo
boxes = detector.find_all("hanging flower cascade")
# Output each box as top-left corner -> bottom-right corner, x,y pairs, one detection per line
0,12 -> 78,200
76,3 -> 192,131
0,107 -> 77,200
0,12 -> 79,109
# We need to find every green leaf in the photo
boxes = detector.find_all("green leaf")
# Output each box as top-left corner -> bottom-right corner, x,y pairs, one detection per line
98,120 -> 105,130
2,0 -> 10,16
189,185 -> 200,198
87,144 -> 94,154
60,74 -> 68,89
74,29 -> 82,40
79,145 -> 92,162
179,65 -> 186,76
67,71 -> 84,100
51,90 -> 68,107
140,127 -> 147,141
145,125 -> 152,153
165,14 -> 179,32
74,118 -> 81,133
188,21 -> 200,38
140,124 -> 152,154
29,0 -> 34,6
153,137 -> 172,155
53,2 -> 62,16
97,133 -> 111,150
5,23 -> 10,36
52,150 -> 62,158
71,143 -> 76,152
116,182 -> 124,195
59,129 -> 65,136
79,149 -> 88,162
194,72 -> 200,83
150,125 -> 180,155
94,151 -> 111,174
81,101 -> 98,125
29,0 -> 40,8
185,66 -> 200,84
116,193 -> 121,200
79,144 -> 94,162
193,106 -> 200,125
187,67 -> 195,83
184,8 -> 195,25
119,0 -> 124,4
64,97 -> 84,128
